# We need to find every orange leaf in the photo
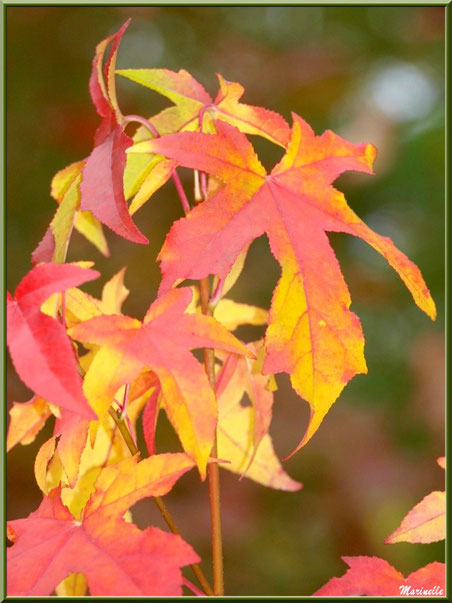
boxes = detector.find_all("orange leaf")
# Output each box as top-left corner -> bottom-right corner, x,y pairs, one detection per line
69,287 -> 252,478
7,396 -> 52,451
130,117 -> 435,450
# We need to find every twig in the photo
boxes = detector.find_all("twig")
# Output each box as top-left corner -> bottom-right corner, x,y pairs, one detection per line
107,406 -> 214,596
199,277 -> 225,596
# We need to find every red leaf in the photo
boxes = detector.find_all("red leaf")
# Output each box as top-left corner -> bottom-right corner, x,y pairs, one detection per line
68,287 -> 252,477
7,454 -> 197,596
80,111 -> 148,245
142,387 -> 161,456
7,263 -> 99,418
314,556 -> 445,597
31,228 -> 56,265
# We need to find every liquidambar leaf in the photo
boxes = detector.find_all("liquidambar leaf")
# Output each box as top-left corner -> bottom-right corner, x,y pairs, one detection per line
314,556 -> 445,597
216,346 -> 301,491
119,68 -> 290,216
35,410 -> 91,493
6,263 -> 99,418
80,112 -> 148,245
7,396 -> 52,451
55,573 -> 87,597
89,19 -> 130,121
47,160 -> 110,262
131,117 -> 436,451
117,69 -> 290,145
69,287 -> 252,477
385,458 -> 446,544
7,454 -> 197,596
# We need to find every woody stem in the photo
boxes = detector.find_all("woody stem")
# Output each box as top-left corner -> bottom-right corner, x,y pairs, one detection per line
199,277 -> 225,596
107,406 -> 214,596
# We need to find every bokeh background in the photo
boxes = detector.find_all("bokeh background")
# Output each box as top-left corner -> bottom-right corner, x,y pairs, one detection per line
6,5 -> 445,596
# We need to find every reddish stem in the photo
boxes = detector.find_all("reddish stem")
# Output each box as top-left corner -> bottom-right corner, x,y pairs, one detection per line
183,578 -> 206,597
171,170 -> 191,216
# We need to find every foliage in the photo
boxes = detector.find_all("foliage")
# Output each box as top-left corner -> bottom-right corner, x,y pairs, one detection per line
6,20 -> 443,597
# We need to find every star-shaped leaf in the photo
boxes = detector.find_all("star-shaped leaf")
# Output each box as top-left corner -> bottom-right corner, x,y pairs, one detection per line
7,454 -> 197,596
69,287 -> 252,477
129,117 -> 435,451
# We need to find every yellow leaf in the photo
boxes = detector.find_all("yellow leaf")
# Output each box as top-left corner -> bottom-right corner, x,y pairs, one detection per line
222,245 -> 250,296
216,342 -> 300,491
7,397 -> 51,451
55,573 -> 88,597
129,158 -> 176,215
74,211 -> 109,257
101,267 -> 129,314
214,299 -> 268,331
51,160 -> 85,201
34,437 -> 57,494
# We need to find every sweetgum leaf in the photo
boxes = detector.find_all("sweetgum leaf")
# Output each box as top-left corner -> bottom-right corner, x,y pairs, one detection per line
130,116 -> 436,451
118,68 -> 290,215
117,68 -> 290,145
7,263 -> 99,418
215,344 -> 301,491
385,458 -> 445,544
314,556 -> 445,596
89,19 -> 130,121
69,287 -> 253,478
7,454 -> 197,596
45,160 -> 110,257
80,111 -> 148,245
7,396 -> 52,451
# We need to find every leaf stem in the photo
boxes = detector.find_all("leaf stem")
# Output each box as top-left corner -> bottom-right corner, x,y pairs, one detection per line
199,277 -> 225,596
107,406 -> 214,596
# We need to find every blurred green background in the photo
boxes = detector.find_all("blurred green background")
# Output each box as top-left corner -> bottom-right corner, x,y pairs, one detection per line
6,6 -> 445,596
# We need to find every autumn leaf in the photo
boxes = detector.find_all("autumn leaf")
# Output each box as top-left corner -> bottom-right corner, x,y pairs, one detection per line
55,573 -> 88,597
31,172 -> 81,264
142,387 -> 161,456
89,19 -> 130,121
101,267 -> 129,313
118,68 -> 290,215
69,287 -> 253,477
117,68 -> 290,145
7,454 -> 198,596
314,556 -> 445,596
52,160 -> 109,256
78,20 -> 149,245
32,160 -> 109,263
7,396 -> 52,451
35,410 -> 91,492
7,263 -> 99,418
215,344 -> 301,491
80,111 -> 148,245
60,385 -> 155,520
385,457 -> 445,544
130,117 -> 436,451
186,286 -> 268,332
